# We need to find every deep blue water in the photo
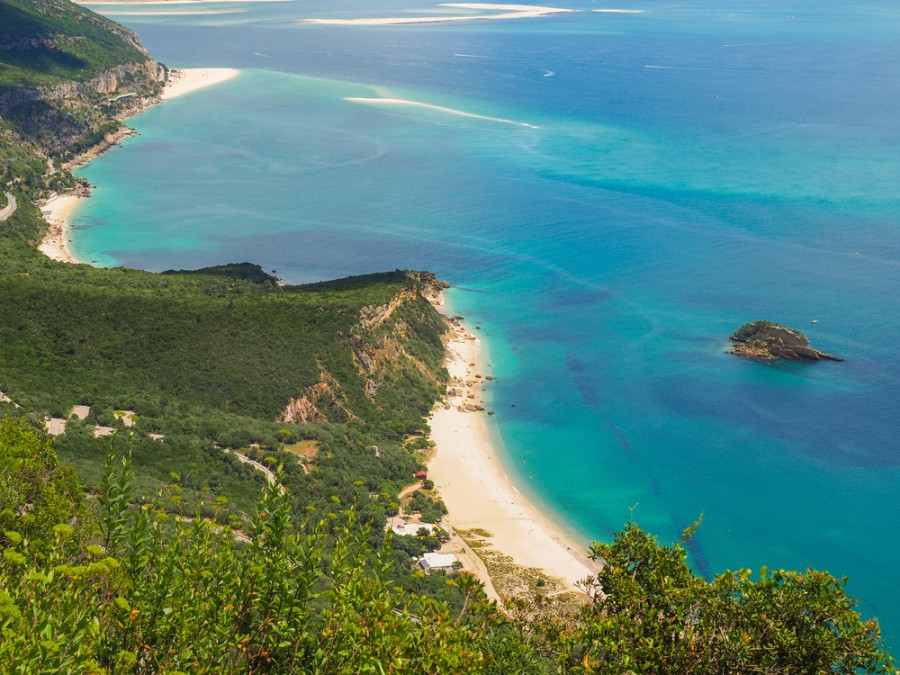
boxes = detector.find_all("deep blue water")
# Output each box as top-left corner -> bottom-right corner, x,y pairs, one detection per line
78,0 -> 900,644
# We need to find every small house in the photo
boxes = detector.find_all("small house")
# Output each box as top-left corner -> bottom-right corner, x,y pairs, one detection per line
414,470 -> 428,480
419,552 -> 458,572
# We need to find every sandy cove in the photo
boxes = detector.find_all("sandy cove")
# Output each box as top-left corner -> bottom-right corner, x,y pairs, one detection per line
428,298 -> 600,597
38,68 -> 238,265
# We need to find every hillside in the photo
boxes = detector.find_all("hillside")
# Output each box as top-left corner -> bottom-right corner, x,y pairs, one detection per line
0,0 -> 163,190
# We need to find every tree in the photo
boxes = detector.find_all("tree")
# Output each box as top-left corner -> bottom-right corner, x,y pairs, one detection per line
553,521 -> 893,674
0,418 -> 91,563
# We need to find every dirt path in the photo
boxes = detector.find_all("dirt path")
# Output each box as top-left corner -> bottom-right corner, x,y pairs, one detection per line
0,193 -> 16,221
397,482 -> 422,501
225,449 -> 286,495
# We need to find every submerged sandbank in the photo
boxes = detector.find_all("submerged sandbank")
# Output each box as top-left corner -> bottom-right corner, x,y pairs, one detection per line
302,3 -> 574,26
345,97 -> 538,129
38,68 -> 239,264
428,298 -> 600,594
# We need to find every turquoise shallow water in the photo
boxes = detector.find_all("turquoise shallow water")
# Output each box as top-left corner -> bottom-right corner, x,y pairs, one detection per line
78,0 -> 900,643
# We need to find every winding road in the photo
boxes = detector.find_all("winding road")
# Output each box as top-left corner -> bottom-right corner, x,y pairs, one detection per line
0,193 -> 16,221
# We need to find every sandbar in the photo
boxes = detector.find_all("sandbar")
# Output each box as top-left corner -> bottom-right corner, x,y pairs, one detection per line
428,297 -> 600,594
38,68 -> 239,264
162,67 -> 239,100
302,3 -> 574,26
345,97 -> 538,129
101,9 -> 244,15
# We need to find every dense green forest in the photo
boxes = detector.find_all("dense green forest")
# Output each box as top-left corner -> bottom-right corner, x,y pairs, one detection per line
0,0 -> 894,670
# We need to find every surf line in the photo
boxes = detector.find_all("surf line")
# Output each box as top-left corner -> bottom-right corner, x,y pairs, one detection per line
345,97 -> 539,129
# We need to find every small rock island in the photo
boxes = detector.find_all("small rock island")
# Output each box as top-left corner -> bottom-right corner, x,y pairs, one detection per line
729,321 -> 844,361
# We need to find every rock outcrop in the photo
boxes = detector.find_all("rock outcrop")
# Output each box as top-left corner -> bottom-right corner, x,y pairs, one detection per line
729,321 -> 844,362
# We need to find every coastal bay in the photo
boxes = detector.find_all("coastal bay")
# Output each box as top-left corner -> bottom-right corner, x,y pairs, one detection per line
67,0 -> 900,644
39,67 -> 240,265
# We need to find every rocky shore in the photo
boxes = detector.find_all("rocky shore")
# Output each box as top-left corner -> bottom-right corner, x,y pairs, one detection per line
729,321 -> 844,362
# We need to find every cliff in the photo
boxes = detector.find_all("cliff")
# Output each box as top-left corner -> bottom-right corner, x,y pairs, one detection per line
0,0 -> 164,188
279,272 -> 449,424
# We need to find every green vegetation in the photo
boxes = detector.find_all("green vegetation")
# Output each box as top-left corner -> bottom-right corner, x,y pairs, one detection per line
0,0 -> 149,88
0,422 -> 892,672
406,491 -> 448,524
0,197 -> 450,524
540,521 -> 893,673
1,0 -> 162,196
0,421 -> 540,672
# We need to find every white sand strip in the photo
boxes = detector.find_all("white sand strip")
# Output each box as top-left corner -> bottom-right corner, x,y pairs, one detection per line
40,194 -> 87,264
345,97 -> 538,129
428,303 -> 600,592
102,9 -> 243,15
302,3 -> 573,25
162,67 -> 239,101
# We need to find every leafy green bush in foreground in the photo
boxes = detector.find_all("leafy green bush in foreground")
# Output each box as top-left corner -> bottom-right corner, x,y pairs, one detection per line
0,419 -> 892,673
0,419 -> 538,673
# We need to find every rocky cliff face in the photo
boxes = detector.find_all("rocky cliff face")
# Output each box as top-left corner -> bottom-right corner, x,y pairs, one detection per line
0,58 -> 164,160
0,2 -> 164,165
353,272 -> 448,400
278,272 -> 449,423
729,321 -> 844,362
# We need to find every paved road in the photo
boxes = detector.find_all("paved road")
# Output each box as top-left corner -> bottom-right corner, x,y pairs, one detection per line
0,192 -> 15,221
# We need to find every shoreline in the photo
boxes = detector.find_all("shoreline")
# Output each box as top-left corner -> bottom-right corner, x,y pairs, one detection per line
38,67 -> 239,265
428,293 -> 600,598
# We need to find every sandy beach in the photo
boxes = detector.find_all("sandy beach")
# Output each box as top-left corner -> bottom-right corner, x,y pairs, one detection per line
162,67 -> 239,101
302,3 -> 574,26
428,299 -> 601,595
39,195 -> 86,264
38,68 -> 238,264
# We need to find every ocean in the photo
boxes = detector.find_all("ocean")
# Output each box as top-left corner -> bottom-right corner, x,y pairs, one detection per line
77,0 -> 900,644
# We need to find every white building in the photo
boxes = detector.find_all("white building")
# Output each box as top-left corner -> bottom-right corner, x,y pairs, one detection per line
419,552 -> 458,572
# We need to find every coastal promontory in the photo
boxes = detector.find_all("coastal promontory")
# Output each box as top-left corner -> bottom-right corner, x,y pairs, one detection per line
729,320 -> 844,361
